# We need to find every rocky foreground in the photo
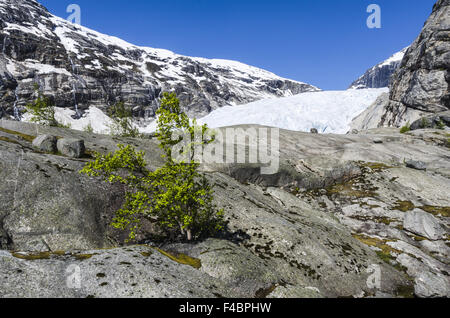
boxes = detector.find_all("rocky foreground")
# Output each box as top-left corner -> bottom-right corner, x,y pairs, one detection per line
0,120 -> 448,298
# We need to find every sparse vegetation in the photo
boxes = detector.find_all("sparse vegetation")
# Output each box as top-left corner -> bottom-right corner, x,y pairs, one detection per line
400,122 -> 411,134
436,120 -> 445,130
83,123 -> 94,133
420,117 -> 429,129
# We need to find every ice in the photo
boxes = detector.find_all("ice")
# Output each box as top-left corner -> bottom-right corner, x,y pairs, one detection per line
197,88 -> 388,134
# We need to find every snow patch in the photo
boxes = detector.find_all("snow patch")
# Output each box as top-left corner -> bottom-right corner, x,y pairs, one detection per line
54,107 -> 115,134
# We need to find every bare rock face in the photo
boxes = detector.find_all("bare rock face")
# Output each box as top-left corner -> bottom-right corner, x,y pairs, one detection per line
0,0 -> 318,121
381,0 -> 450,127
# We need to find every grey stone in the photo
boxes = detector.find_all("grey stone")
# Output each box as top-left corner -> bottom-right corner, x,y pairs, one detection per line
350,93 -> 389,131
419,240 -> 450,263
32,134 -> 57,153
310,128 -> 318,134
373,138 -> 383,144
403,210 -> 447,240
57,138 -> 85,158
414,271 -> 450,298
405,160 -> 427,171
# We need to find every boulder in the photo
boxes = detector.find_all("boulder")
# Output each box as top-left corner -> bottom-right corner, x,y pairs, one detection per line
32,134 -> 57,153
410,112 -> 450,130
403,210 -> 447,240
414,271 -> 450,298
373,138 -> 383,144
310,128 -> 318,134
57,138 -> 85,158
405,160 -> 427,171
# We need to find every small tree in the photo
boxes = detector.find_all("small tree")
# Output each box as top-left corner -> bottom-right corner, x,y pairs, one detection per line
81,92 -> 224,241
25,84 -> 71,128
26,85 -> 58,126
108,101 -> 141,138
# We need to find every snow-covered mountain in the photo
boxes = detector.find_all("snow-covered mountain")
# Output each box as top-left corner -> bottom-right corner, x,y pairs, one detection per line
349,48 -> 408,90
0,0 -> 318,121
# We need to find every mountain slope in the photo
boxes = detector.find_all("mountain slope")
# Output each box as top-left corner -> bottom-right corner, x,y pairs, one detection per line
0,0 -> 318,121
349,48 -> 408,90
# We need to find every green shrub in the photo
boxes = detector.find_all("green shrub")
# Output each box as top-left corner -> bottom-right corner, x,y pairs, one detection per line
400,122 -> 411,134
81,93 -> 224,241
436,120 -> 445,130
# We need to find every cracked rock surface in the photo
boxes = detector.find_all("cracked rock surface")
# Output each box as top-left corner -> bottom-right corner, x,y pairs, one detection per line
0,120 -> 448,298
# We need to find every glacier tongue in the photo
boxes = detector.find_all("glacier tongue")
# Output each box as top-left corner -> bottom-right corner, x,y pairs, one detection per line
197,88 -> 389,134
47,88 -> 387,135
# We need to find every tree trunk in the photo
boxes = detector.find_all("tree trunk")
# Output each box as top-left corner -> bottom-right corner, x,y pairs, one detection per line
186,230 -> 192,241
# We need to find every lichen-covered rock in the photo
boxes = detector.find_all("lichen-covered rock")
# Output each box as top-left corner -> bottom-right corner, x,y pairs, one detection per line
57,138 -> 85,158
31,134 -> 57,153
0,126 -> 127,251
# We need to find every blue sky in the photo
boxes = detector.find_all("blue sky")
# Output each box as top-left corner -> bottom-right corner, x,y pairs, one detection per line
40,0 -> 437,90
